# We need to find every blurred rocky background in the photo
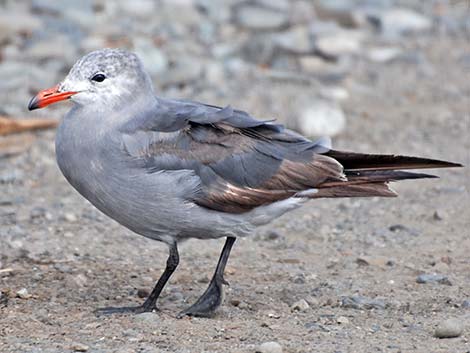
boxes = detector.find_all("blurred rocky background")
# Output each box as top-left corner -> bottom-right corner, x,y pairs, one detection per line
1,0 -> 468,137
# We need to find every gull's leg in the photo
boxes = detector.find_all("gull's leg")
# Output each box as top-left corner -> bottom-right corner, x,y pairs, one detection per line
178,236 -> 236,318
96,241 -> 179,315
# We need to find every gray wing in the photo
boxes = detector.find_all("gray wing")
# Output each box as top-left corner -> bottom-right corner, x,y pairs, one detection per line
121,98 -> 344,213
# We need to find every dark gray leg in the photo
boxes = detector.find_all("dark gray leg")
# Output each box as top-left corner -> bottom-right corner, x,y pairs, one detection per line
96,242 -> 179,315
178,237 -> 236,318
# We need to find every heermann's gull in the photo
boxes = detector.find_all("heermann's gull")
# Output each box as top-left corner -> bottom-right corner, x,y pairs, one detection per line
28,48 -> 461,317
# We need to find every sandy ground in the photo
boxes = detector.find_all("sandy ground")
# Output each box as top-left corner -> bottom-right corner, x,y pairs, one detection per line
1,36 -> 469,353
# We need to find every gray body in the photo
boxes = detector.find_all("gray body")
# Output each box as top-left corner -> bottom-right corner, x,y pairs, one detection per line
55,98 -> 305,245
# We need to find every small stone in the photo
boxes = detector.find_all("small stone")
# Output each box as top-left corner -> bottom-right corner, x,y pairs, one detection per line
230,299 -> 241,307
305,296 -> 320,307
314,29 -> 364,57
433,210 -> 444,221
63,212 -> 78,223
70,343 -> 89,352
461,300 -> 470,309
16,288 -> 32,299
273,26 -> 313,54
434,318 -> 463,338
416,274 -> 452,286
298,100 -> 346,137
373,8 -> 432,37
0,291 -> 8,306
366,47 -> 402,63
167,291 -> 183,302
315,0 -> 364,28
356,256 -> 389,267
291,299 -> 310,312
257,341 -> 283,353
134,312 -> 158,324
341,295 -> 386,310
234,5 -> 288,30
337,316 -> 349,324
319,86 -> 349,102
137,288 -> 150,298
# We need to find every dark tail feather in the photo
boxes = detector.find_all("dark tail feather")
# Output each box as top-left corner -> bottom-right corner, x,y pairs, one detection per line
325,150 -> 462,171
305,150 -> 462,199
320,170 -> 438,188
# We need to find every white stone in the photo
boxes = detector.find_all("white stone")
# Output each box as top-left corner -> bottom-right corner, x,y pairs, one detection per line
274,26 -> 313,53
434,318 -> 463,338
379,8 -> 432,36
257,341 -> 283,353
315,30 -> 365,56
298,100 -> 346,137
367,47 -> 402,63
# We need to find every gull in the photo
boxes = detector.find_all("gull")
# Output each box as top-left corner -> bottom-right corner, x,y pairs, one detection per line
28,48 -> 461,317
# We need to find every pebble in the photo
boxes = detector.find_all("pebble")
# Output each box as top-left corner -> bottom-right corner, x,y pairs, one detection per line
416,274 -> 452,286
462,299 -> 470,309
136,288 -> 150,298
314,29 -> 365,57
70,343 -> 89,352
315,0 -> 365,28
434,318 -> 463,338
134,312 -> 159,325
341,295 -> 386,310
373,8 -> 432,37
257,341 -> 283,353
63,212 -> 78,223
291,299 -> 310,312
234,5 -> 288,30
298,100 -> 346,137
16,288 -> 32,299
273,26 -> 313,54
337,316 -> 349,324
366,47 -> 402,63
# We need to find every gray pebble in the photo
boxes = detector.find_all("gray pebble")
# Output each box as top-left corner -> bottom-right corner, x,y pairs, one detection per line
416,274 -> 452,285
291,299 -> 310,312
134,312 -> 159,324
371,8 -> 432,37
234,5 -> 288,31
256,341 -> 283,353
434,318 -> 463,338
341,295 -> 386,310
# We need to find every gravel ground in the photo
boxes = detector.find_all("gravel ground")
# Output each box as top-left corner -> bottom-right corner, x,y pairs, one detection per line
1,1 -> 469,352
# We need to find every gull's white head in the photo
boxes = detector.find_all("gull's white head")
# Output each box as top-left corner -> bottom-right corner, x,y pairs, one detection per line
28,48 -> 154,111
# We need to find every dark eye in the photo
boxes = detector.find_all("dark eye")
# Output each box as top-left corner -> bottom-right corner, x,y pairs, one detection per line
91,73 -> 106,82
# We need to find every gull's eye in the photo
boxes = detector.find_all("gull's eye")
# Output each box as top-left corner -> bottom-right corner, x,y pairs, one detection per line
91,73 -> 106,82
